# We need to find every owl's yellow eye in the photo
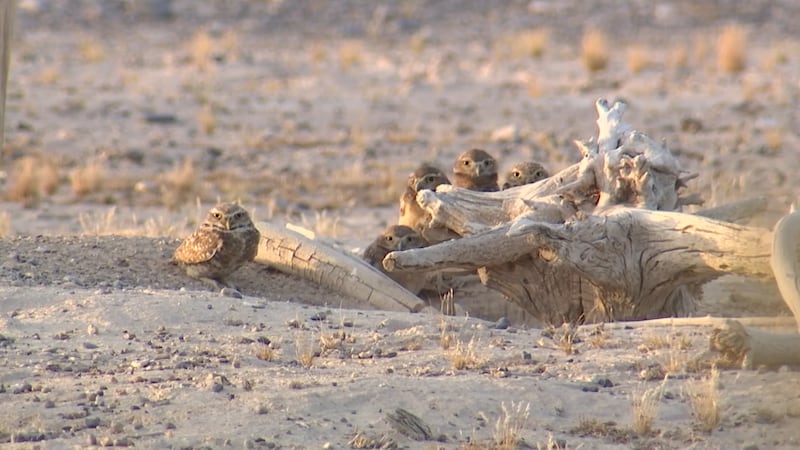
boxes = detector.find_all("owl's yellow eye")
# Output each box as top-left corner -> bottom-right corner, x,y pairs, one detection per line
463,160 -> 470,166
513,171 -> 521,178
212,212 -> 222,219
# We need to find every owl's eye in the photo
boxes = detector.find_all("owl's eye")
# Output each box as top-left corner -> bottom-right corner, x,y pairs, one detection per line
512,170 -> 521,178
385,235 -> 394,242
463,160 -> 471,166
212,212 -> 222,219
426,175 -> 435,183
535,170 -> 544,177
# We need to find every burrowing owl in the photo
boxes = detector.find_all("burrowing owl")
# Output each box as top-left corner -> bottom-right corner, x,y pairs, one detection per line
399,164 -> 451,239
452,149 -> 499,192
362,225 -> 429,294
172,202 -> 260,290
502,161 -> 549,189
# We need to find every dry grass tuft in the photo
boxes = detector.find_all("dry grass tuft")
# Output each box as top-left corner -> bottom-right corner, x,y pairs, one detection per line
198,105 -> 216,135
299,210 -> 341,238
338,40 -> 364,69
717,25 -> 747,73
668,44 -> 689,70
540,323 -> 580,355
581,29 -> 609,73
79,38 -> 105,63
35,65 -> 60,85
687,367 -> 721,432
449,336 -> 482,370
763,127 -> 783,151
587,324 -> 610,349
493,401 -> 530,449
255,345 -> 279,362
0,211 -> 10,237
626,45 -> 651,73
510,29 -> 549,58
348,430 -> 396,449
189,30 -> 214,71
630,381 -> 664,435
70,160 -> 106,197
5,156 -> 62,206
295,335 -> 316,368
159,159 -> 199,209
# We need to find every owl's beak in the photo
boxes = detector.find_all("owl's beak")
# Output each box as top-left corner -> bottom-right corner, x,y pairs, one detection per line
475,163 -> 487,176
223,218 -> 232,230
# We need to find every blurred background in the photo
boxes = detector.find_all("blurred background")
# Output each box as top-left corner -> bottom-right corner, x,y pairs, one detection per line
1,0 -> 798,242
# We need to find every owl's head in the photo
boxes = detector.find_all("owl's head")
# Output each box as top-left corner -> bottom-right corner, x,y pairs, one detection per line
380,225 -> 427,252
206,203 -> 254,230
454,149 -> 497,177
410,164 -> 450,192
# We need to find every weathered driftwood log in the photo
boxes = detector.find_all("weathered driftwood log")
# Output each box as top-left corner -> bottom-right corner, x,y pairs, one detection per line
386,99 -> 776,325
709,209 -> 800,368
254,222 -> 429,313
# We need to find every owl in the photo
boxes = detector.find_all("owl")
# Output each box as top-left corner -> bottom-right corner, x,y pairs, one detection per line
502,161 -> 549,189
452,149 -> 499,192
398,164 -> 452,239
362,225 -> 429,294
172,202 -> 260,290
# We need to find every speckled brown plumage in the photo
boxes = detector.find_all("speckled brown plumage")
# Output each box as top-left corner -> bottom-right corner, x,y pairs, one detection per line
502,161 -> 549,189
452,149 -> 499,192
362,225 -> 429,294
398,164 -> 451,237
172,202 -> 260,289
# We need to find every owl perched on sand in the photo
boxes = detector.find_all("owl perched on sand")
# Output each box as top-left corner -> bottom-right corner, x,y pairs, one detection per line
452,149 -> 499,192
172,202 -> 260,290
362,225 -> 429,294
502,161 -> 550,189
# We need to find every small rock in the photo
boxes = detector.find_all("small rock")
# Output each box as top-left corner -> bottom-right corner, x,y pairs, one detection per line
594,377 -> 614,388
220,287 -> 242,299
581,385 -> 599,393
492,317 -> 511,330
83,342 -> 98,350
85,416 -> 101,428
145,113 -> 178,124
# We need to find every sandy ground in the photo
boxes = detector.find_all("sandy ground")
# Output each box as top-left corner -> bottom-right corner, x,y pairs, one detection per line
1,0 -> 800,448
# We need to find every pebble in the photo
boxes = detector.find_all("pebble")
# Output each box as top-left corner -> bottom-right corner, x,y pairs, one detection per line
492,317 -> 510,330
85,416 -> 101,428
594,377 -> 614,388
220,287 -> 242,299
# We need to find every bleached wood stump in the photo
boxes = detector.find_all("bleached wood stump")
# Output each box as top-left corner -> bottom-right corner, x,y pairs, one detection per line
385,99 -> 774,324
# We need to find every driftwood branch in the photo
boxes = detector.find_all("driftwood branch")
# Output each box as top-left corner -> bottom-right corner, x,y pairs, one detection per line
254,222 -> 428,313
386,98 -> 783,327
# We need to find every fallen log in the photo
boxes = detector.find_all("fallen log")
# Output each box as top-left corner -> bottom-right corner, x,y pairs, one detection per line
254,222 -> 428,313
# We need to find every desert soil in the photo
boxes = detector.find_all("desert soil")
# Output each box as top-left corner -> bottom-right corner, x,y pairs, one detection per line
1,0 -> 799,448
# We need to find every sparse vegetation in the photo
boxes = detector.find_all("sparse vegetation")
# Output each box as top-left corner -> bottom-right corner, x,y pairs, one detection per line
626,45 -> 650,73
493,401 -> 530,449
581,29 -> 609,73
70,160 -> 106,198
189,30 -> 214,71
509,29 -> 549,59
717,25 -> 747,73
160,159 -> 200,209
687,367 -> 721,432
5,156 -> 62,206
630,381 -> 664,435
79,38 -> 105,63
449,336 -> 482,370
